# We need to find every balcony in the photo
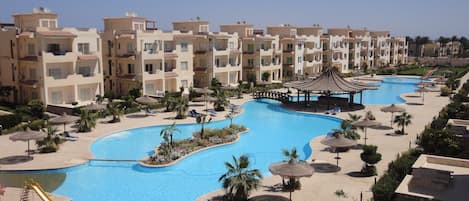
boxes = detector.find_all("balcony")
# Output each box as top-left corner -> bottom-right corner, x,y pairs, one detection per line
243,49 -> 255,54
194,49 -> 208,54
42,51 -> 76,63
283,48 -> 294,53
116,51 -> 137,59
45,73 -> 102,87
259,48 -> 273,56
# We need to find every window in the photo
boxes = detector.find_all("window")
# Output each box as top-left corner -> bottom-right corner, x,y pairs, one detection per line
78,66 -> 92,77
79,88 -> 92,101
229,58 -> 236,66
181,43 -> 188,52
286,57 -> 293,64
108,60 -> 112,75
49,20 -> 57,28
181,80 -> 188,88
28,43 -> 35,56
47,44 -> 60,53
145,64 -> 153,73
127,43 -> 134,53
199,25 -> 209,33
51,91 -> 63,104
144,43 -> 156,54
247,44 -> 254,52
127,64 -> 135,74
229,42 -> 234,49
297,56 -> 302,63
273,44 -> 276,50
297,43 -> 302,50
247,59 -> 254,66
261,59 -> 265,66
78,43 -> 90,54
40,20 -> 48,28
48,68 -> 62,79
180,61 -> 188,71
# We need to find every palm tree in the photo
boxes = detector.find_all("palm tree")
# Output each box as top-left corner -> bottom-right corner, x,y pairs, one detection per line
282,148 -> 299,162
333,114 -> 362,140
394,112 -> 412,135
162,93 -> 176,112
107,102 -> 123,123
77,110 -> 97,132
218,155 -> 262,201
174,97 -> 189,119
160,122 -> 180,146
36,126 -> 62,153
225,107 -> 238,127
196,114 -> 212,139
365,111 -> 376,120
214,89 -> 229,111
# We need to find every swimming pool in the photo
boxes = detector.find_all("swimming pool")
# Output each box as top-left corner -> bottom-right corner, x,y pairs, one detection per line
7,76 -> 422,201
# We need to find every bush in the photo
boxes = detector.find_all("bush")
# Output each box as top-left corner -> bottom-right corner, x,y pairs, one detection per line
372,149 -> 421,201
360,145 -> 382,176
0,114 -> 22,130
27,99 -> 45,119
440,86 -> 452,96
419,128 -> 461,156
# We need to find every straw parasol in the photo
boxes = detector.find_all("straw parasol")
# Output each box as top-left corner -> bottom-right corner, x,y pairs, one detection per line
320,134 -> 357,167
415,87 -> 431,103
192,87 -> 214,94
135,96 -> 158,105
380,104 -> 406,128
48,113 -> 79,133
351,118 -> 381,145
9,128 -> 47,156
82,103 -> 107,111
269,159 -> 314,201
193,95 -> 217,113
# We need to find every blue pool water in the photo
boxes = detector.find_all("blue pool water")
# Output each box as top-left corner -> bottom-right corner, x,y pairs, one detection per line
290,76 -> 421,104
12,77 -> 422,201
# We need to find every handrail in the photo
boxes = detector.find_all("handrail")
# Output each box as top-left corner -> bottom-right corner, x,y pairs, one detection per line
28,182 -> 53,201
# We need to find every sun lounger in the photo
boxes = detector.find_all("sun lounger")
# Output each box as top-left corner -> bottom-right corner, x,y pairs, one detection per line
189,109 -> 201,117
145,108 -> 155,115
207,109 -> 217,117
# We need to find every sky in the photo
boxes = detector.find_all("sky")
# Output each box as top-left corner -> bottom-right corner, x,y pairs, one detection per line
2,0 -> 468,39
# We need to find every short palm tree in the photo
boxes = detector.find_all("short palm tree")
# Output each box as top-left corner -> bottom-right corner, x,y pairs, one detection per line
77,110 -> 97,132
225,107 -> 238,127
218,155 -> 262,201
174,97 -> 189,119
160,122 -> 180,146
162,93 -> 176,112
36,126 -> 62,153
214,89 -> 229,111
282,148 -> 299,162
196,115 -> 212,139
107,102 -> 123,123
394,112 -> 412,135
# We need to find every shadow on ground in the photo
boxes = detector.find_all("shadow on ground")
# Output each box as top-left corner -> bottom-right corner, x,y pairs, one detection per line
0,155 -> 33,165
311,163 -> 341,173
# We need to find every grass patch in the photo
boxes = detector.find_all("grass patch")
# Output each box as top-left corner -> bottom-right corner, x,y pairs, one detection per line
397,67 -> 433,76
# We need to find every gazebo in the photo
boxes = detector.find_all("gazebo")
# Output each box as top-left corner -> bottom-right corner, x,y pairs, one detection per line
284,67 -> 376,108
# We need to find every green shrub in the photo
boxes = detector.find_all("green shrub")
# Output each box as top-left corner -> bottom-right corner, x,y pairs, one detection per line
27,99 -> 46,119
360,145 -> 382,176
372,149 -> 421,201
419,128 -> 461,156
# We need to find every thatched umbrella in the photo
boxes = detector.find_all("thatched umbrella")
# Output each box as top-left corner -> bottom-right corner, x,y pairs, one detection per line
48,113 -> 79,133
380,104 -> 406,128
192,95 -> 217,113
9,128 -> 47,156
192,87 -> 214,94
135,96 -> 159,105
82,103 -> 107,111
269,159 -> 314,201
320,134 -> 357,167
351,118 -> 381,145
415,87 -> 431,103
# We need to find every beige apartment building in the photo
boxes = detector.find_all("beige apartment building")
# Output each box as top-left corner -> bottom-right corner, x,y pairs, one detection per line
220,23 -> 282,83
102,13 -> 194,97
173,20 -> 242,87
351,29 -> 374,69
0,24 -> 18,103
390,36 -> 408,65
0,8 -> 104,108
297,26 -> 324,76
371,31 -> 391,67
322,28 -> 351,73
267,25 -> 305,79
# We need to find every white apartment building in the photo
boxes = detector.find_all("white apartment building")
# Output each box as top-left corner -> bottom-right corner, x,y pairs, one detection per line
102,13 -> 194,96
390,36 -> 408,66
1,8 -> 105,108
173,20 -> 242,87
220,23 -> 282,83
371,31 -> 391,67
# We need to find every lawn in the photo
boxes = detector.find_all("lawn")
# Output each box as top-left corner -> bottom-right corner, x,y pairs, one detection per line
397,67 -> 433,76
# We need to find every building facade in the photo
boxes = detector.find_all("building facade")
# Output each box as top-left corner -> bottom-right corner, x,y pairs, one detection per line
102,13 -> 194,97
0,8 -> 104,108
173,20 -> 242,87
220,23 -> 282,83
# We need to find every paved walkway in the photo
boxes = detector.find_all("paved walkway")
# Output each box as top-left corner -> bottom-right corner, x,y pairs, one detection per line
1,187 -> 70,201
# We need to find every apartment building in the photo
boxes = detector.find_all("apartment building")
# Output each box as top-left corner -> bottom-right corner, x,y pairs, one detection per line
437,41 -> 463,57
220,23 -> 282,83
322,28 -> 350,73
390,36 -> 408,65
297,26 -> 324,75
173,20 -> 242,87
370,31 -> 391,67
0,8 -> 104,108
102,13 -> 194,96
0,24 -> 18,103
